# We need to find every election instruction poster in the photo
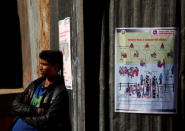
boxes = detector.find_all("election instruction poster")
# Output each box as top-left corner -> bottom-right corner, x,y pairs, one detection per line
59,17 -> 72,90
115,28 -> 178,113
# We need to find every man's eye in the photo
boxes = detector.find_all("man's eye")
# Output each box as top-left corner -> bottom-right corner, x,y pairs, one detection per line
40,63 -> 48,66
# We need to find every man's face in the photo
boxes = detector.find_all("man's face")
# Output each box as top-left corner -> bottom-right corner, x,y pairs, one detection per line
39,59 -> 58,78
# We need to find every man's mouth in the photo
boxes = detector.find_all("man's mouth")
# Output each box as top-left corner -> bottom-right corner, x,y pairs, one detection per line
40,70 -> 44,74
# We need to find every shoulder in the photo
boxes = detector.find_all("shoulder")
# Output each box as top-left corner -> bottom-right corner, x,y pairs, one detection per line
53,83 -> 66,98
53,75 -> 66,94
49,83 -> 68,104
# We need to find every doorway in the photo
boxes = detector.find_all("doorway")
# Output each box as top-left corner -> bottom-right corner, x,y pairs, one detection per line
0,0 -> 22,89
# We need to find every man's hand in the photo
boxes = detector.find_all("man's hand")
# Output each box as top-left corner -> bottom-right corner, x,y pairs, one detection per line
37,108 -> 45,115
24,95 -> 29,103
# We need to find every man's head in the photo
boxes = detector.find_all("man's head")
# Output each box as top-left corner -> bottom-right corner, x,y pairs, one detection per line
39,50 -> 63,78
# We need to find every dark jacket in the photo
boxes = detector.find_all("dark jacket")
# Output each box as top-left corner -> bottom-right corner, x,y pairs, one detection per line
11,75 -> 71,131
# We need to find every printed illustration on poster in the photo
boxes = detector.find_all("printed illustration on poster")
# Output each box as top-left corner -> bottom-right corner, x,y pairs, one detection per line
115,27 -> 178,114
58,17 -> 72,90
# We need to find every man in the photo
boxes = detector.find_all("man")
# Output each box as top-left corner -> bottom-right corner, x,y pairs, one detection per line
11,50 -> 71,131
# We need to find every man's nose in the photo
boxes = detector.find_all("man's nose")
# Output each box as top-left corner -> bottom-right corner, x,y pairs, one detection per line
40,65 -> 43,69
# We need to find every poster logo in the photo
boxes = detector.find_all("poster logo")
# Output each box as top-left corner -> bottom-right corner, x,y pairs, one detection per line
121,30 -> 126,35
153,30 -> 157,35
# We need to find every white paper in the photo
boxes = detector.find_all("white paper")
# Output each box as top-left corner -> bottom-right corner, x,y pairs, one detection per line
59,17 -> 72,90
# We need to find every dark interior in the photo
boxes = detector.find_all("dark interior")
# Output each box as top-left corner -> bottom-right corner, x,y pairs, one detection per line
0,0 -> 22,88
83,0 -> 108,130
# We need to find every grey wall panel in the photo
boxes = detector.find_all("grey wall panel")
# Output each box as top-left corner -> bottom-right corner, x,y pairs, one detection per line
99,0 -> 185,131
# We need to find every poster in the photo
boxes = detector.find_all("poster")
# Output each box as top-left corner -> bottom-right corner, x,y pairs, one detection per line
115,28 -> 178,113
59,17 -> 72,90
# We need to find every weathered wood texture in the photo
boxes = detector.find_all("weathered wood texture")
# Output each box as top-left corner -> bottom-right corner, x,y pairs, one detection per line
17,0 -> 50,88
99,0 -> 185,131
17,0 -> 32,89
